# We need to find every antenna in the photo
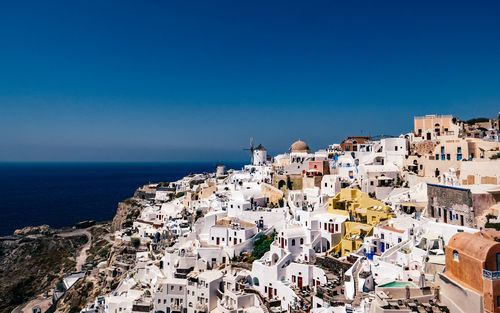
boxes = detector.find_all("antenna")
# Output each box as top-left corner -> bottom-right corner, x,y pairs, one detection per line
242,136 -> 255,163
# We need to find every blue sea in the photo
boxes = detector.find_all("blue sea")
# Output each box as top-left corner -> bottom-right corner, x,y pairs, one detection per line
0,162 -> 244,236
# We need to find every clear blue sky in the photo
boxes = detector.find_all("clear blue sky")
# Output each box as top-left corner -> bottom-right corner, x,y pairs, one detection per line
1,1 -> 499,162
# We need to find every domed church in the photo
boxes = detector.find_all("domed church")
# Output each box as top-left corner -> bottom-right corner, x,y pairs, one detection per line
290,140 -> 311,154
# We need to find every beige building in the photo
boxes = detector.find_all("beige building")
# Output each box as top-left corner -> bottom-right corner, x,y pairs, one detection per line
460,160 -> 500,185
260,183 -> 284,206
405,138 -> 500,181
414,114 -> 460,140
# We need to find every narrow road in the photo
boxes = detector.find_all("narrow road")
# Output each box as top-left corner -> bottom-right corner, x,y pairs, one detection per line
12,229 -> 93,313
58,229 -> 92,271
12,294 -> 52,313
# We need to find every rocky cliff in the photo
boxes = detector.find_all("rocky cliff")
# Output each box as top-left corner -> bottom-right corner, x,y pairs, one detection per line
111,198 -> 142,232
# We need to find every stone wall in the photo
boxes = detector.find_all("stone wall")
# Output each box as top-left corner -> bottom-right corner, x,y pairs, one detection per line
314,256 -> 353,277
427,184 -> 474,227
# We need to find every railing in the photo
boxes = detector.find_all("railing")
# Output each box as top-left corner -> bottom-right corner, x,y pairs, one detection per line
414,115 -> 453,120
483,269 -> 500,280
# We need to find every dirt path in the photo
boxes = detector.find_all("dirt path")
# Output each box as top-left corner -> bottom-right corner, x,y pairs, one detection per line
12,293 -> 52,313
58,229 -> 92,271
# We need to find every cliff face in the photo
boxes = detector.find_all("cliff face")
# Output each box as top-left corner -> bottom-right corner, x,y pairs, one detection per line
111,199 -> 142,232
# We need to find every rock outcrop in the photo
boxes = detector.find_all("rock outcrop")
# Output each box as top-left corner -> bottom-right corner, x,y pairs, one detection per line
13,224 -> 53,236
111,199 -> 142,232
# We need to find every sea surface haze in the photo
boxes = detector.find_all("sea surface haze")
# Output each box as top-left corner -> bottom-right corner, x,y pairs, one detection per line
0,162 -> 244,236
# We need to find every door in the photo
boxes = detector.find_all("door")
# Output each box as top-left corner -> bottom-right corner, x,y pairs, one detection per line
234,238 -> 237,245
216,237 -> 220,245
381,242 -> 385,253
268,287 -> 273,299
298,276 -> 303,288
281,238 -> 284,249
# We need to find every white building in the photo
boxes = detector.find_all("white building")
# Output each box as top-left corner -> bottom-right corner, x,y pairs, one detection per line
253,144 -> 268,166
208,217 -> 257,247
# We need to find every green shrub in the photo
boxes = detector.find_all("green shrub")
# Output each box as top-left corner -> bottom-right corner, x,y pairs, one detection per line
251,232 -> 276,260
485,222 -> 500,231
490,152 -> 500,160
69,307 -> 81,313
464,117 -> 489,125
130,237 -> 141,248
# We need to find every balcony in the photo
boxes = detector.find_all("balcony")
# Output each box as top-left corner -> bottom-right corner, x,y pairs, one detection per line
483,269 -> 500,280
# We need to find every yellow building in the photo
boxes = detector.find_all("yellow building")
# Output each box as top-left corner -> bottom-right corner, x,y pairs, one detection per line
327,188 -> 392,226
329,222 -> 373,257
327,189 -> 391,257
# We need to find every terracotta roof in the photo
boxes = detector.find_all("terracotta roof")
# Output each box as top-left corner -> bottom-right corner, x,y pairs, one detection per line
215,217 -> 256,229
380,225 -> 405,234
447,231 -> 500,261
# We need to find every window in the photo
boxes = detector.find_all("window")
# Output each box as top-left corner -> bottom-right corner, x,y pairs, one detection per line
398,238 -> 402,243
292,239 -> 296,246
446,154 -> 450,160
300,238 -> 304,244
453,250 -> 459,261
381,234 -> 385,239
253,277 -> 260,286
394,146 -> 398,151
